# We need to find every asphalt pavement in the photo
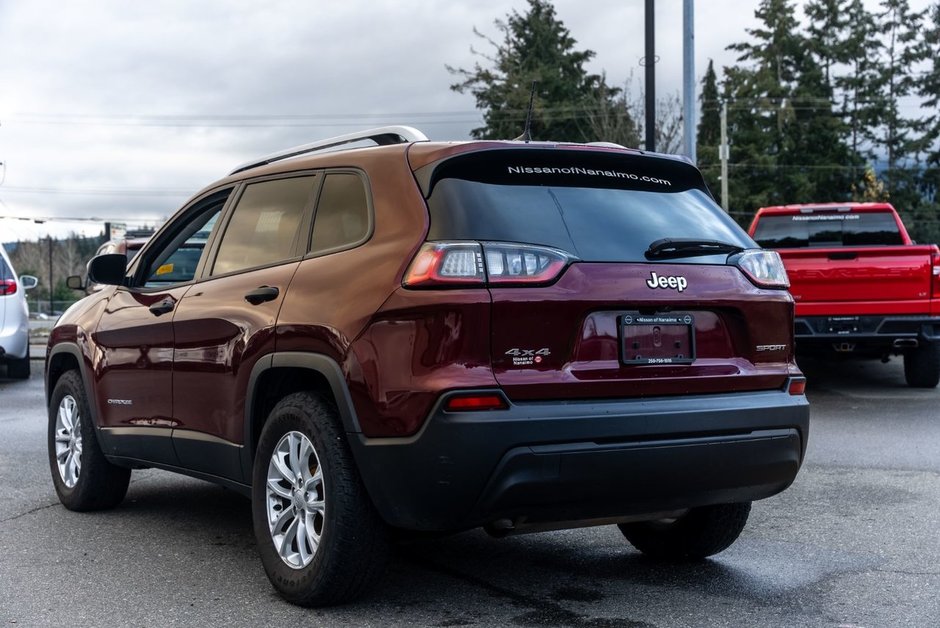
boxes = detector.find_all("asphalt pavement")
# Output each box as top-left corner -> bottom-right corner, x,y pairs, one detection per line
0,357 -> 937,627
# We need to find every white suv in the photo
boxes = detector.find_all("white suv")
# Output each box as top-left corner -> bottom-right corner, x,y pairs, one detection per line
1,243 -> 38,379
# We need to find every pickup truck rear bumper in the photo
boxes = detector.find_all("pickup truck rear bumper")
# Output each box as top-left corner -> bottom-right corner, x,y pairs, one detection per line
794,315 -> 940,354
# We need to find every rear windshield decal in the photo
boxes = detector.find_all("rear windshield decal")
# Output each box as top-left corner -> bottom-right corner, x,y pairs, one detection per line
507,166 -> 672,187
791,214 -> 860,221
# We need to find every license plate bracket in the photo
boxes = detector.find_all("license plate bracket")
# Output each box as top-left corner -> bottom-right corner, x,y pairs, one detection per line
621,312 -> 695,365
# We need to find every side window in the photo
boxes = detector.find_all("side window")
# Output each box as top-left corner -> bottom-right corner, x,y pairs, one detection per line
310,173 -> 370,254
142,207 -> 222,288
213,176 -> 317,276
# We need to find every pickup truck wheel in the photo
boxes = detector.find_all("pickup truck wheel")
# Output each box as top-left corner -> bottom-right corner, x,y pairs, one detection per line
618,502 -> 751,560
6,348 -> 30,379
903,342 -> 940,388
252,392 -> 388,607
47,370 -> 131,511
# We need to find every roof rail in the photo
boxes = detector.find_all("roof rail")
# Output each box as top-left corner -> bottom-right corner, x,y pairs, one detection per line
229,125 -> 429,175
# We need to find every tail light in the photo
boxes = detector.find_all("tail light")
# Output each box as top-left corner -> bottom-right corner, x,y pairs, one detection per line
729,250 -> 790,289
932,251 -> 940,298
0,279 -> 17,296
788,377 -> 807,395
404,241 -> 574,288
444,392 -> 509,412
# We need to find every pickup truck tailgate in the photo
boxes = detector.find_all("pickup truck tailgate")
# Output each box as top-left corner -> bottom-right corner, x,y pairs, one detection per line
780,246 -> 934,304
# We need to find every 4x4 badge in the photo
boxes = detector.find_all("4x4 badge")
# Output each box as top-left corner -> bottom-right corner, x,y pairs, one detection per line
505,347 -> 551,366
646,271 -> 688,292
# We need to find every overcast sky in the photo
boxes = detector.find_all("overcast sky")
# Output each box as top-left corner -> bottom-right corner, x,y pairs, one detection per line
0,0 -> 930,240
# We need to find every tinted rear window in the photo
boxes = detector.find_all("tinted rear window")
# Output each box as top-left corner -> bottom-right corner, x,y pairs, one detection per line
753,212 -> 903,248
422,150 -> 753,263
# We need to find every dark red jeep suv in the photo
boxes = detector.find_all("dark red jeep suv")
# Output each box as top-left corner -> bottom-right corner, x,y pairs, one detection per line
46,126 -> 809,606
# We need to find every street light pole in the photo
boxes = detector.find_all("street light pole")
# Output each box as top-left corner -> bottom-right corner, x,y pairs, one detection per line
47,235 -> 54,315
645,0 -> 655,152
682,0 -> 696,162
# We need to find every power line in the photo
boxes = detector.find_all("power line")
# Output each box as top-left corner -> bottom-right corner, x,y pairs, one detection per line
1,185 -> 193,197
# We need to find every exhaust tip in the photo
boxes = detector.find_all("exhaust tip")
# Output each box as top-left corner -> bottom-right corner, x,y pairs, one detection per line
893,338 -> 919,349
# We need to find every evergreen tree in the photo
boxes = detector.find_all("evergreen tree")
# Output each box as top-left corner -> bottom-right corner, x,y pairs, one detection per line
876,0 -> 926,171
447,0 -> 619,142
723,0 -> 803,216
786,45 -> 858,202
868,0 -> 929,235
804,0 -> 850,85
835,0 -> 885,160
582,77 -> 641,148
914,3 -> 940,245
696,60 -> 722,196
918,1 -> 940,165
719,0 -> 859,221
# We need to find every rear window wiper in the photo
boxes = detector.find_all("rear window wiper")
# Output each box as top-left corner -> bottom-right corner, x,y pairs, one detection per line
645,238 -> 745,260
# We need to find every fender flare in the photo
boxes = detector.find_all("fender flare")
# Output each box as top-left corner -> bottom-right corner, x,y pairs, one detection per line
46,343 -> 99,426
242,351 -> 362,479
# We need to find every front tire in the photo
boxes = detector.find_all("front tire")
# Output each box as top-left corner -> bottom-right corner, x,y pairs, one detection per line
47,370 -> 131,510
903,342 -> 940,388
618,502 -> 751,560
251,392 -> 388,607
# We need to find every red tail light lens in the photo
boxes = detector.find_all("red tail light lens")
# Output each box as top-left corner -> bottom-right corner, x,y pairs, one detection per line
404,241 -> 574,288
444,393 -> 509,412
931,251 -> 940,298
0,279 -> 17,296
788,377 -> 807,395
403,242 -> 485,287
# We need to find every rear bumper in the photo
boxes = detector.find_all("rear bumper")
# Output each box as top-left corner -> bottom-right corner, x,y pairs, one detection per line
0,320 -> 28,361
349,386 -> 809,531
794,315 -> 940,353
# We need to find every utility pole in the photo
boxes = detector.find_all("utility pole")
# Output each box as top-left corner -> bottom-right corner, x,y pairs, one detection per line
47,235 -> 54,315
682,0 -> 696,162
720,102 -> 729,212
645,0 -> 655,152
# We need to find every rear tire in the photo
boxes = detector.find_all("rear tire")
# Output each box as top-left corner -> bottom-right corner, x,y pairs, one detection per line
903,342 -> 940,388
252,392 -> 388,607
47,370 -> 131,511
7,347 -> 30,379
618,502 -> 751,560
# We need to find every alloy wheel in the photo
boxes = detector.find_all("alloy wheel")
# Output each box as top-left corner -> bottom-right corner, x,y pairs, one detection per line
54,395 -> 83,488
265,431 -> 326,569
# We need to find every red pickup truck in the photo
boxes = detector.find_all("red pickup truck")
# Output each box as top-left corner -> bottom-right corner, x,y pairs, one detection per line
749,202 -> 940,387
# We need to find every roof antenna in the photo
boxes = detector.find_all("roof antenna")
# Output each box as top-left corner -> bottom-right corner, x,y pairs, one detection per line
514,80 -> 538,143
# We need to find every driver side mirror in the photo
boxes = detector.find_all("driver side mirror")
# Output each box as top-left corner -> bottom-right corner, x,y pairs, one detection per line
87,254 -> 127,286
20,275 -> 38,290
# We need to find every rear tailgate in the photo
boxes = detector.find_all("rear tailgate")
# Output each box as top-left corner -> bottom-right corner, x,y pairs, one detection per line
490,261 -> 794,400
414,145 -> 799,402
780,246 -> 934,314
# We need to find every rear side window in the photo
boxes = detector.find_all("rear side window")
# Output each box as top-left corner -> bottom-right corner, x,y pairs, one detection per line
309,173 -> 370,254
753,212 -> 904,248
213,176 -> 317,276
0,254 -> 10,281
422,150 -> 753,263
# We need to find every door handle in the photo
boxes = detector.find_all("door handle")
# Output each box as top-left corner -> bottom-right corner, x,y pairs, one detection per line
245,286 -> 279,305
149,297 -> 175,316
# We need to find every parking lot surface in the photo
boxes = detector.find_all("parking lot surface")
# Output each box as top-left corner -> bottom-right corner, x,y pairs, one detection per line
1,357 -> 937,627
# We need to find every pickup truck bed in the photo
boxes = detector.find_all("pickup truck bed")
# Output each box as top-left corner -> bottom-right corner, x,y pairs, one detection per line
750,203 -> 940,387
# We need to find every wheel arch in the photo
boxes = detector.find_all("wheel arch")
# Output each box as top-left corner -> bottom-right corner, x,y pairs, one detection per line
242,352 -> 361,481
46,343 -> 98,426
